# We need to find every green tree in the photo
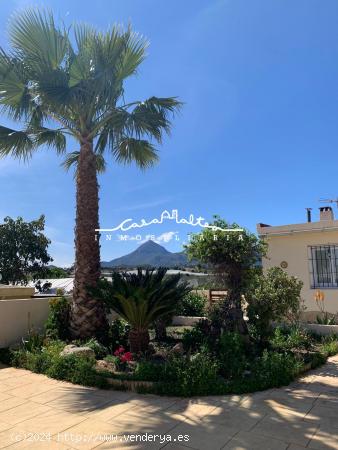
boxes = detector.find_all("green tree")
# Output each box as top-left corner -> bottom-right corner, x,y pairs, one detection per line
44,266 -> 68,279
0,9 -> 181,339
185,216 -> 267,336
247,267 -> 303,340
0,215 -> 52,284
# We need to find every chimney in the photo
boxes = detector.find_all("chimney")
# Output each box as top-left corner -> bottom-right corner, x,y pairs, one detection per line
319,206 -> 334,221
306,208 -> 312,223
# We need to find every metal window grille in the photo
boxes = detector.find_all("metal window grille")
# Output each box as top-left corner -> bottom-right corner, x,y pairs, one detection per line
308,245 -> 338,288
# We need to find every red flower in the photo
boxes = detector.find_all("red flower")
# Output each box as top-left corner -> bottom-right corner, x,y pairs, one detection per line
123,352 -> 132,361
114,346 -> 125,356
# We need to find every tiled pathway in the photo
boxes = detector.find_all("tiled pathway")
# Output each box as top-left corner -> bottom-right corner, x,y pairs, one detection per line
0,356 -> 338,449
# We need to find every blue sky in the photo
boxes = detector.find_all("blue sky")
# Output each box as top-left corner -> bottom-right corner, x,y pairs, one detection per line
1,0 -> 338,266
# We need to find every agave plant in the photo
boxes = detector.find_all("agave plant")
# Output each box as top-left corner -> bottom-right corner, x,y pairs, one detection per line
94,267 -> 191,353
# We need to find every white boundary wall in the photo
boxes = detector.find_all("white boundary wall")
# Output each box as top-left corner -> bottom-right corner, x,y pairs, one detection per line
0,297 -> 50,348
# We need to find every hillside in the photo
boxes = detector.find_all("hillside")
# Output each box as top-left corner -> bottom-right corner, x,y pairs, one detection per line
101,240 -> 196,268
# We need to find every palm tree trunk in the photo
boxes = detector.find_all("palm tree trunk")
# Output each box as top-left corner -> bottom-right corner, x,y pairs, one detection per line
70,136 -> 108,340
129,328 -> 150,353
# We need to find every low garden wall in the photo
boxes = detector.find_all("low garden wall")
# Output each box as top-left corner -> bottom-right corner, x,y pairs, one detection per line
0,297 -> 50,348
172,315 -> 205,326
0,296 -> 119,348
302,323 -> 338,336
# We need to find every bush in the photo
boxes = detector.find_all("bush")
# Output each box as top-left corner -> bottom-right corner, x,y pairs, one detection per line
176,292 -> 206,317
205,301 -> 224,330
247,267 -> 303,340
45,296 -> 70,341
11,340 -> 107,388
270,326 -> 312,351
158,353 -> 220,396
11,340 -> 64,373
252,350 -> 303,388
82,338 -> 108,359
217,332 -> 247,379
316,314 -> 336,325
134,361 -> 165,381
224,351 -> 304,394
320,335 -> 338,357
47,354 -> 107,387
21,330 -> 45,352
108,319 -> 130,351
182,323 -> 206,352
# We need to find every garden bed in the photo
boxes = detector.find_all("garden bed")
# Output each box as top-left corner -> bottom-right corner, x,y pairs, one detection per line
2,323 -> 337,398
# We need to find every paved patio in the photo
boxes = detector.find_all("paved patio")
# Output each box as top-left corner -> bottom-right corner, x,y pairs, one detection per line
0,356 -> 337,450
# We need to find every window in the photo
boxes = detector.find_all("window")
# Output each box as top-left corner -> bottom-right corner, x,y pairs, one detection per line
309,245 -> 338,288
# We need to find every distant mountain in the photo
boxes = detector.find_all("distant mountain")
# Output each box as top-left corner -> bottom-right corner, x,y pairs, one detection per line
101,240 -> 196,268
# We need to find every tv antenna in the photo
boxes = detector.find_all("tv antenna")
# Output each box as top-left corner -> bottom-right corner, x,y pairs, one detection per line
319,198 -> 338,208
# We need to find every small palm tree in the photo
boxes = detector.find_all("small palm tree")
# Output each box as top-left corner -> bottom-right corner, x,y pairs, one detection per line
0,10 -> 181,339
94,268 -> 191,352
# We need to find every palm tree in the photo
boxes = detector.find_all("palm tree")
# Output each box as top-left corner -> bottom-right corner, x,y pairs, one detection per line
93,268 -> 191,352
0,10 -> 181,339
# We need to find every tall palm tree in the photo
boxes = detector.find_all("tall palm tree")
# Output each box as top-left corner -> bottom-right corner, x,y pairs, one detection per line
0,9 -> 181,339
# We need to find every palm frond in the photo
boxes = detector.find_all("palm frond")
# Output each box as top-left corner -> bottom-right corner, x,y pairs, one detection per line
113,137 -> 159,169
0,125 -> 34,160
127,96 -> 182,142
33,127 -> 66,154
116,27 -> 148,81
92,268 -> 191,329
9,9 -> 69,71
0,50 -> 32,119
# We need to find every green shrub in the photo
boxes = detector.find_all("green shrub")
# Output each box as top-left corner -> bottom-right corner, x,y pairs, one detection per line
320,336 -> 338,357
21,330 -> 45,352
247,267 -> 303,340
217,332 -> 247,379
82,338 -> 108,359
270,326 -> 312,351
134,361 -> 165,381
251,350 -> 303,389
109,319 -> 130,351
12,340 -> 65,372
11,339 -> 106,388
176,292 -> 206,317
158,353 -> 220,396
45,296 -> 70,340
182,324 -> 206,352
309,352 -> 326,369
316,314 -> 336,325
47,353 -> 107,387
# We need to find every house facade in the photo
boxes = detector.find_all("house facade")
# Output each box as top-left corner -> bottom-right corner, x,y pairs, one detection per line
257,207 -> 338,318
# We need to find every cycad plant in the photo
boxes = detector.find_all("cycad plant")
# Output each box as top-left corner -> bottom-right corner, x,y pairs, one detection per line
93,268 -> 191,353
0,9 -> 181,339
